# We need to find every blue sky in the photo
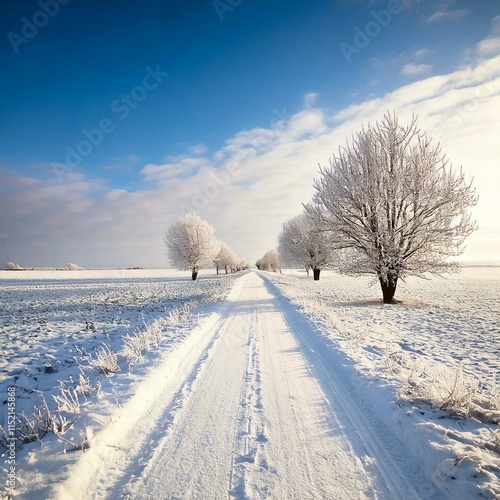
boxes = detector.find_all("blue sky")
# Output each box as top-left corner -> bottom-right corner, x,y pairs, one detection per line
1,0 -> 499,268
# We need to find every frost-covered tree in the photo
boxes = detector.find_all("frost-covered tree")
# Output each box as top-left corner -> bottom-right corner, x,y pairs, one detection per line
215,241 -> 238,274
278,213 -> 335,280
256,249 -> 281,273
165,213 -> 220,280
307,112 -> 477,303
5,262 -> 23,270
239,259 -> 251,271
214,240 -> 225,275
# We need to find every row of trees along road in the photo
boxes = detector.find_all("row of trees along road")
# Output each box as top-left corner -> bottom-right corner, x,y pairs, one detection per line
165,213 -> 249,280
256,249 -> 281,273
277,112 -> 477,303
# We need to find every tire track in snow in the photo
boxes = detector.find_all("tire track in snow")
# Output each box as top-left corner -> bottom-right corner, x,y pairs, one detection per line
256,290 -> 375,499
123,277 -> 256,499
118,315 -> 227,496
260,274 -> 441,500
229,309 -> 275,498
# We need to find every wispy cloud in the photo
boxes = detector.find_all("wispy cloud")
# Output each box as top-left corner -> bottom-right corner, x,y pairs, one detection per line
140,156 -> 211,183
476,15 -> 500,56
426,7 -> 471,23
187,143 -> 208,156
414,48 -> 434,59
401,62 -> 434,76
303,92 -> 318,108
477,37 -> 500,55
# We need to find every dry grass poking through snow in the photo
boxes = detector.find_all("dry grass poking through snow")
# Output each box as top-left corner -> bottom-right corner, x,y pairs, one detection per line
401,365 -> 500,424
0,270 -> 240,465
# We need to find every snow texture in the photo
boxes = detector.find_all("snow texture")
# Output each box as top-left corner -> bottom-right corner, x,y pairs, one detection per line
0,267 -> 498,499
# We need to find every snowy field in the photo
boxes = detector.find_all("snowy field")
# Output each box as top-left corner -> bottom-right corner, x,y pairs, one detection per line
0,269 -> 237,392
0,268 -> 240,497
0,267 -> 499,499
265,266 -> 500,497
268,267 -> 500,392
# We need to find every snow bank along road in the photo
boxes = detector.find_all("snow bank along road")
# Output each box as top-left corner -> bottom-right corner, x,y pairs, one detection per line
56,271 -> 439,499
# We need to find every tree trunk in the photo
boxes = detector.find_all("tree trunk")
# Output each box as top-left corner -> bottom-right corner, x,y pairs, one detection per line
313,268 -> 321,281
192,270 -> 198,280
379,276 -> 398,303
306,268 -> 310,277
216,264 -> 219,275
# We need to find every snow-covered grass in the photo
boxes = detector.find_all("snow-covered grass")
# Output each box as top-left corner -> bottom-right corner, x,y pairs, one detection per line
264,266 -> 500,497
0,268 -> 242,498
267,267 -> 499,418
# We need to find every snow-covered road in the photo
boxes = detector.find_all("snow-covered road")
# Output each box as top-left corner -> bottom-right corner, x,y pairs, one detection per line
56,272 -> 438,499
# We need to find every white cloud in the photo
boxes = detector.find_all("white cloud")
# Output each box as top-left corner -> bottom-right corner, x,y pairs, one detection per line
187,143 -> 208,156
476,37 -> 500,56
401,63 -> 434,76
303,92 -> 318,108
414,48 -> 433,59
0,176 -> 42,191
426,7 -> 471,23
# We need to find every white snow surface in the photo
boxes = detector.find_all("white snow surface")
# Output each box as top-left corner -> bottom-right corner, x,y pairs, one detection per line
0,267 -> 498,499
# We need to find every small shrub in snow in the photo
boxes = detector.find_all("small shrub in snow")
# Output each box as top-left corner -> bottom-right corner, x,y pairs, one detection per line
401,366 -> 500,424
53,382 -> 81,413
122,332 -> 149,368
52,413 -> 73,435
16,395 -> 56,443
384,348 -> 407,376
165,308 -> 180,326
71,426 -> 93,452
145,320 -> 164,347
75,371 -> 97,397
122,320 -> 166,367
93,344 -> 120,375
401,365 -> 477,419
72,426 -> 93,451
165,303 -> 192,326
438,366 -> 476,418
